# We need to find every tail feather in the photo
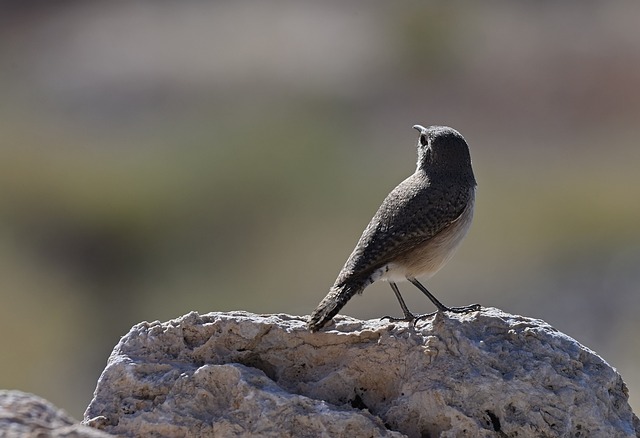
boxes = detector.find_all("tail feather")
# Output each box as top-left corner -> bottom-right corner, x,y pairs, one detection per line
307,281 -> 364,332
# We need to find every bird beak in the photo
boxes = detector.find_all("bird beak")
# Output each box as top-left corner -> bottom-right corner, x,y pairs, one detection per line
412,125 -> 427,133
413,125 -> 429,149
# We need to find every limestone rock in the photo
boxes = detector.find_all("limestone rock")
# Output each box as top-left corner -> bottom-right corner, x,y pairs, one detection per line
84,308 -> 639,437
0,390 -> 112,438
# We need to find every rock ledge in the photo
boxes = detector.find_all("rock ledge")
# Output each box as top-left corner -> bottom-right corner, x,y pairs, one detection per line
83,309 -> 639,437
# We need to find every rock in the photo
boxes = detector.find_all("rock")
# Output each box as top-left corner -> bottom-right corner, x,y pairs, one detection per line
0,389 -> 112,438
83,309 -> 639,437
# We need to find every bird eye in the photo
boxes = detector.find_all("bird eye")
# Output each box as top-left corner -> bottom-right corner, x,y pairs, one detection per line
419,134 -> 428,147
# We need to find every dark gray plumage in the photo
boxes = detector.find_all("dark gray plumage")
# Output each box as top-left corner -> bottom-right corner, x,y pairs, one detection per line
308,125 -> 480,332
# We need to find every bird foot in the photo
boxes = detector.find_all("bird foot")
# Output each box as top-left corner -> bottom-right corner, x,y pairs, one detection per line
381,313 -> 434,329
445,303 -> 482,313
411,311 -> 437,325
380,313 -> 416,323
412,304 -> 481,326
382,304 -> 481,328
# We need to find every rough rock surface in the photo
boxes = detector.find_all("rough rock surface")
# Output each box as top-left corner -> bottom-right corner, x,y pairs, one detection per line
0,390 -> 112,438
84,308 -> 639,437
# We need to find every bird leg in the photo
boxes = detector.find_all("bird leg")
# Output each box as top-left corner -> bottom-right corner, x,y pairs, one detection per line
407,277 -> 481,319
380,282 -> 416,322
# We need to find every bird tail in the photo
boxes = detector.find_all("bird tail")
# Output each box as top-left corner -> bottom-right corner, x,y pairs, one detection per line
307,281 -> 365,332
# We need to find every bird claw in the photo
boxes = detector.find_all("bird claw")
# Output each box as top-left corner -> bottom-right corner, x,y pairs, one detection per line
410,311 -> 437,328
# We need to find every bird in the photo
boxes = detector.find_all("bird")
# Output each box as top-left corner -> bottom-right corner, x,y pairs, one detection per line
308,124 -> 480,332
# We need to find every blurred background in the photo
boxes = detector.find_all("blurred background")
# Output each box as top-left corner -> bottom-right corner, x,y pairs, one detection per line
1,0 -> 639,419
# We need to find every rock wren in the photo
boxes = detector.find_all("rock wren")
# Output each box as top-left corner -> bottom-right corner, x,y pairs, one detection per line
308,125 -> 480,332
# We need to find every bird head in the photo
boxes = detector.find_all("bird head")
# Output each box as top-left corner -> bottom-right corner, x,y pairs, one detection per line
413,124 -> 476,186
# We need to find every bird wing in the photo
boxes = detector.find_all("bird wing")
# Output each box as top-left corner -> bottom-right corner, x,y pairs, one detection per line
333,173 -> 472,286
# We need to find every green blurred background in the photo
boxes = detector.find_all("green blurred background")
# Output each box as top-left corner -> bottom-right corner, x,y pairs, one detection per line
1,1 -> 639,419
